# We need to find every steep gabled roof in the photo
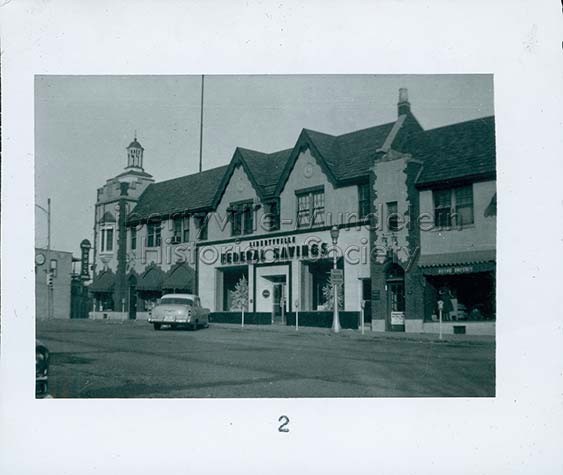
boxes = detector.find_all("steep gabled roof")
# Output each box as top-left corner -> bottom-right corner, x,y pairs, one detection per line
238,148 -> 293,198
212,147 -> 294,207
126,111 -> 495,224
410,116 -> 496,187
128,165 -> 228,223
275,118 -> 404,194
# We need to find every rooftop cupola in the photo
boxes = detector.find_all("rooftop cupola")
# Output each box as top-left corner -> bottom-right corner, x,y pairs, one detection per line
397,87 -> 411,116
126,135 -> 144,170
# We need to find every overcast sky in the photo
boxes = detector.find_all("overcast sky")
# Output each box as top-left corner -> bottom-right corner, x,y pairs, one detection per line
35,74 -> 494,255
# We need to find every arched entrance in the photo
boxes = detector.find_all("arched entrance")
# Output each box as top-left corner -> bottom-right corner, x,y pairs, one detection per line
386,263 -> 405,331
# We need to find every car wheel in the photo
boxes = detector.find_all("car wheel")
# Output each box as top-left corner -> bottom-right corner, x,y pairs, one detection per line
203,322 -> 209,329
153,323 -> 161,331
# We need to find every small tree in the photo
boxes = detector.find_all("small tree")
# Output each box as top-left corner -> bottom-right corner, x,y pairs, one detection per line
230,275 -> 249,311
322,275 -> 343,311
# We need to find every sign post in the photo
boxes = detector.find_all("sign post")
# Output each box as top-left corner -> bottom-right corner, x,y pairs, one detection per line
360,300 -> 365,335
295,299 -> 299,331
437,299 -> 444,340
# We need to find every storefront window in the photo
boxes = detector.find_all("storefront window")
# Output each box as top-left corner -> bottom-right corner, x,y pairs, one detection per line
308,258 -> 343,310
425,272 -> 495,322
222,268 -> 248,311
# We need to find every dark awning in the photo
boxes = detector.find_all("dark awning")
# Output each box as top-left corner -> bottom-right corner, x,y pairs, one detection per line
485,193 -> 497,217
162,262 -> 195,292
89,270 -> 115,293
418,250 -> 495,276
137,266 -> 166,291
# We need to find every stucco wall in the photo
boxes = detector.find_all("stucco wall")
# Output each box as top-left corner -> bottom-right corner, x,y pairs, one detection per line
208,164 -> 261,241
419,180 -> 496,255
371,156 -> 414,266
279,149 -> 360,229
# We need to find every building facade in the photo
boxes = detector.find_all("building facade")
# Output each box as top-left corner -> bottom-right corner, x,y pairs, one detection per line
88,89 -> 496,333
35,248 -> 74,319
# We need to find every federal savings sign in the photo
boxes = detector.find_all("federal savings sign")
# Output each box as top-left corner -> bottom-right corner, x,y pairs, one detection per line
220,236 -> 331,265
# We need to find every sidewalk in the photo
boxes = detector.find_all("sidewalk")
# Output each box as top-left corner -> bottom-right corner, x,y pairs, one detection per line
209,322 -> 495,345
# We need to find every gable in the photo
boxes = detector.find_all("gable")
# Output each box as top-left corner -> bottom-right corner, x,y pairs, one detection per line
214,163 -> 259,212
278,147 -> 334,198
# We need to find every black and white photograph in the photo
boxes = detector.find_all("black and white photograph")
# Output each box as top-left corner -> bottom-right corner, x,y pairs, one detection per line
2,1 -> 563,474
35,74 -> 496,399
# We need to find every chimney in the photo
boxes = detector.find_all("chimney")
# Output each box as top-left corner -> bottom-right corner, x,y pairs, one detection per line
398,87 -> 411,116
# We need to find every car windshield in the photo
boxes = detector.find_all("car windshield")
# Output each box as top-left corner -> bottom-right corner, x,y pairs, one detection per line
160,298 -> 193,306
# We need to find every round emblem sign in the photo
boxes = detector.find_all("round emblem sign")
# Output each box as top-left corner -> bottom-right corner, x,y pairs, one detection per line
262,289 -> 271,298
35,253 -> 46,266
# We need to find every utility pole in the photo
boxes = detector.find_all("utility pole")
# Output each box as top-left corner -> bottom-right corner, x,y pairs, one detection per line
199,74 -> 204,173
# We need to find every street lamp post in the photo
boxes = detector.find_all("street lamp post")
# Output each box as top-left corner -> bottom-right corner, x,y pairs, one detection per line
330,225 -> 341,333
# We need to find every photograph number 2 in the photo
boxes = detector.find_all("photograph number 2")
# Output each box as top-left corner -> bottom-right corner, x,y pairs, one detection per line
34,74 -> 496,399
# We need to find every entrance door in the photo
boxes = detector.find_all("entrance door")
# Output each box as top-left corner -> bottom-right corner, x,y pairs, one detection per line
387,281 -> 405,331
272,283 -> 286,324
386,264 -> 405,331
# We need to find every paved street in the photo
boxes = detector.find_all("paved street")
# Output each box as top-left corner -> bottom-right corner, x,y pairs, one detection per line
37,319 -> 495,398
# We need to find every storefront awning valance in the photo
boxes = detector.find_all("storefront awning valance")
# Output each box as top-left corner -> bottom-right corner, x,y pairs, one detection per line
418,250 -> 496,276
137,266 -> 166,291
89,270 -> 115,293
162,262 -> 195,291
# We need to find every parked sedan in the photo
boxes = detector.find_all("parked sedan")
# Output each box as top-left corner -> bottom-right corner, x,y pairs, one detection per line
36,340 -> 50,398
148,294 -> 210,331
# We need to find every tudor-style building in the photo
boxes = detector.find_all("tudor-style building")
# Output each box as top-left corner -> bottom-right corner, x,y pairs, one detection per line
89,89 -> 496,334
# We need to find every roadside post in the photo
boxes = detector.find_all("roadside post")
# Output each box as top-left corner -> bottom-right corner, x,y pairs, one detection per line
360,300 -> 365,335
295,299 -> 299,331
438,299 -> 444,340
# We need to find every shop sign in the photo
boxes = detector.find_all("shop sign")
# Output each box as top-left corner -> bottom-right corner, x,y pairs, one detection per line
219,235 -> 331,265
331,269 -> 343,284
391,311 -> 405,325
436,265 -> 474,275
80,239 -> 92,280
